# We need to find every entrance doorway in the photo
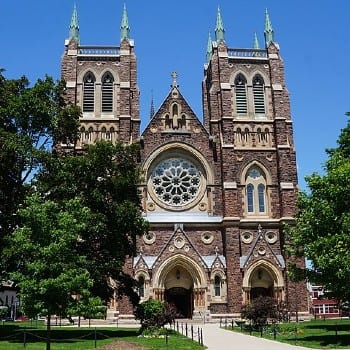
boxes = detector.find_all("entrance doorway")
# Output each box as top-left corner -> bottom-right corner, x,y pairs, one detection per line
249,267 -> 275,300
163,266 -> 194,318
165,287 -> 192,318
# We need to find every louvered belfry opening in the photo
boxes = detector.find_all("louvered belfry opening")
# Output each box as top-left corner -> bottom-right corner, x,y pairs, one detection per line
253,74 -> 265,115
83,72 -> 95,112
235,74 -> 247,115
102,72 -> 114,112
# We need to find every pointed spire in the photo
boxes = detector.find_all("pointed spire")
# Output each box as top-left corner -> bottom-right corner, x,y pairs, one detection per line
150,91 -> 155,119
120,3 -> 130,41
206,31 -> 213,63
215,6 -> 225,43
264,8 -> 274,47
253,32 -> 260,49
69,3 -> 80,43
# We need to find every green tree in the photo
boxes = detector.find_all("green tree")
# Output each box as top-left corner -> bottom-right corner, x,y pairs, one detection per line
4,194 -> 94,350
67,296 -> 106,327
0,70 -> 80,274
289,117 -> 350,302
35,141 -> 148,304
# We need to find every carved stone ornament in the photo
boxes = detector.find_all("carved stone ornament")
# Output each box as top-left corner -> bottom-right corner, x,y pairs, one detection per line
174,236 -> 185,249
241,231 -> 253,244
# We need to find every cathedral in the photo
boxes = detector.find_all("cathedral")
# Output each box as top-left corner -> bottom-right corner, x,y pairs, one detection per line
61,5 -> 309,320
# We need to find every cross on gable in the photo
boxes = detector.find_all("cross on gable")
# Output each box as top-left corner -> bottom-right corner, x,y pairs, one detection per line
171,71 -> 178,87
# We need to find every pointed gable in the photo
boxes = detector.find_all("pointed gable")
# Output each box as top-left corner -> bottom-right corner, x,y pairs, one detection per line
142,84 -> 209,138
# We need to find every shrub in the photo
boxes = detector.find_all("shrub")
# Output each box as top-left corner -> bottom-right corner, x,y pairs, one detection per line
241,296 -> 288,327
134,299 -> 177,332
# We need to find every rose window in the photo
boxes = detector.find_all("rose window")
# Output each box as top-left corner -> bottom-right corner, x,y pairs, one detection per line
151,158 -> 201,206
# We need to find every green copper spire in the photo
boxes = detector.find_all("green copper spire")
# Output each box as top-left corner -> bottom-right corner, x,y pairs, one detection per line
253,32 -> 260,49
206,31 -> 213,63
120,3 -> 130,41
215,6 -> 225,43
69,3 -> 79,43
264,8 -> 274,47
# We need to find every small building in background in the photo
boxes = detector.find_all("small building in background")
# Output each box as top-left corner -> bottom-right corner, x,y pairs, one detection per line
0,281 -> 19,319
308,283 -> 340,319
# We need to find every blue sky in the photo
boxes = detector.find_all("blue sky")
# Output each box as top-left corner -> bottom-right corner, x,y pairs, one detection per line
1,1 -> 349,189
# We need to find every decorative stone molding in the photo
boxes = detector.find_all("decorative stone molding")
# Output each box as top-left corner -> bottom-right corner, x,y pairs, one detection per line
143,231 -> 156,245
174,236 -> 185,249
201,231 -> 214,245
265,231 -> 277,244
241,231 -> 253,244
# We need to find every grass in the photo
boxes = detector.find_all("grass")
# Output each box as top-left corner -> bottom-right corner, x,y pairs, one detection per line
230,318 -> 350,349
0,321 -> 204,350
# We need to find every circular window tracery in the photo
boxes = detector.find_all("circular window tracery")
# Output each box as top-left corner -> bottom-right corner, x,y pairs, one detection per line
151,158 -> 201,207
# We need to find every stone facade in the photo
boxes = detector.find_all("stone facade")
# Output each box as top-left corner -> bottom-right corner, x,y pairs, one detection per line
61,9 -> 309,319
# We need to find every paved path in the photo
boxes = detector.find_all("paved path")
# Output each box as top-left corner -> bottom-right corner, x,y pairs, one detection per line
199,323 -> 317,350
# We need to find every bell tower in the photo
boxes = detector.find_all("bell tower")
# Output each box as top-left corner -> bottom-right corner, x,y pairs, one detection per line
61,4 -> 140,148
202,8 -> 309,315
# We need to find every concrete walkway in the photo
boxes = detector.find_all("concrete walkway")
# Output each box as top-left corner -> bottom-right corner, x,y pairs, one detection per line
199,323 -> 318,350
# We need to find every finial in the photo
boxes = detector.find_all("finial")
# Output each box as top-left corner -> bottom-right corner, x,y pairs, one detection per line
264,8 -> 274,47
171,71 -> 179,88
215,246 -> 219,256
69,3 -> 80,43
258,224 -> 263,235
215,6 -> 225,43
206,31 -> 213,63
150,91 -> 155,119
120,3 -> 130,41
253,32 -> 260,49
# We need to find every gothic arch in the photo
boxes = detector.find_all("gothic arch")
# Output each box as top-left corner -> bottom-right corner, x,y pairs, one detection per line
229,70 -> 248,85
246,69 -> 270,86
99,69 -> 119,83
240,161 -> 272,186
78,69 -> 97,83
242,260 -> 284,303
153,254 -> 207,289
243,260 -> 284,288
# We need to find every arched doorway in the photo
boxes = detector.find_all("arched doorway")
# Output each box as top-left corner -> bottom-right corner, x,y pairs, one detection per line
164,266 -> 193,318
242,261 -> 285,304
249,267 -> 274,299
153,254 -> 207,319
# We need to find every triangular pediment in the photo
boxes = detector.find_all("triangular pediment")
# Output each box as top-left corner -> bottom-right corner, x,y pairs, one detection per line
142,86 -> 209,137
240,226 -> 285,269
152,224 -> 208,269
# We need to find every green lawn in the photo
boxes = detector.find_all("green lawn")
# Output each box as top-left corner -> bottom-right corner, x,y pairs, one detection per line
0,321 -> 204,350
230,318 -> 350,349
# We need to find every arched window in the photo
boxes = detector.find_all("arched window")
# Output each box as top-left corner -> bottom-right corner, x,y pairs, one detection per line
245,167 -> 267,215
138,276 -> 145,298
234,74 -> 247,115
258,184 -> 265,212
247,184 -> 254,213
101,127 -> 107,140
110,127 -> 115,142
88,127 -> 94,142
101,72 -> 114,112
214,275 -> 221,297
83,72 -> 95,112
80,127 -> 85,142
253,75 -> 265,116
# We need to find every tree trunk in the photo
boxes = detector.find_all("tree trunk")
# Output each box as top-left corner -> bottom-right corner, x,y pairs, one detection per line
46,314 -> 51,350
